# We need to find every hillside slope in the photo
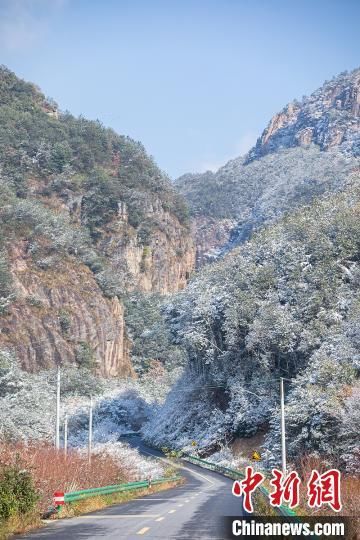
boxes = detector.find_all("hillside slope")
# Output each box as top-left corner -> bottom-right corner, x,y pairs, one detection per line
144,177 -> 360,472
145,69 -> 360,472
0,66 -> 195,374
176,68 -> 360,264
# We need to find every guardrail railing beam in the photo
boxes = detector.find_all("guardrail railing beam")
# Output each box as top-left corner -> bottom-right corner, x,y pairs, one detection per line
59,475 -> 181,506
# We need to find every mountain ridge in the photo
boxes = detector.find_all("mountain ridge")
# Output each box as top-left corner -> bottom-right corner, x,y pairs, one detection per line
247,67 -> 360,162
175,67 -> 360,265
0,66 -> 195,374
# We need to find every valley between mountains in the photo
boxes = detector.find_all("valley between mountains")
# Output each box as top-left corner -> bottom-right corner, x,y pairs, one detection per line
0,66 -> 359,530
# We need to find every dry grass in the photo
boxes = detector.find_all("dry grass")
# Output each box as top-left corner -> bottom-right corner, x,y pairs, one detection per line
253,491 -> 279,516
296,455 -> 360,517
0,476 -> 183,540
0,441 -> 183,539
0,442 -> 130,512
58,478 -> 184,518
294,457 -> 360,540
0,512 -> 42,540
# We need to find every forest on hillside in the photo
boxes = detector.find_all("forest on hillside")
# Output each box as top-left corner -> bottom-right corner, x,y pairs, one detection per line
0,65 -> 359,530
0,0 -> 359,532
0,66 -> 192,379
144,179 -> 360,473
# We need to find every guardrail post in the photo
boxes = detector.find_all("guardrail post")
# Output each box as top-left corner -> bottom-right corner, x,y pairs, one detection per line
53,491 -> 65,513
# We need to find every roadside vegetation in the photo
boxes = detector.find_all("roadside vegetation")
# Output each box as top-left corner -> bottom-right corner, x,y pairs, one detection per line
58,477 -> 183,520
143,181 -> 360,477
0,346 -> 180,537
0,440 -> 175,538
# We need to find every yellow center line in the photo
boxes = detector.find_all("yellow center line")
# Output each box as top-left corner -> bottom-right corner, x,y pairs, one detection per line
168,509 -> 176,514
155,517 -> 165,522
137,527 -> 150,535
177,503 -> 184,507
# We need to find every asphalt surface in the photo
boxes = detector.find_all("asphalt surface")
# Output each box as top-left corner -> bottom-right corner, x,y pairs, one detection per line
18,437 -> 244,539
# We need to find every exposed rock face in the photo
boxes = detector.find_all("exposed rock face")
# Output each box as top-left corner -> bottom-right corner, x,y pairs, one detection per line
247,68 -> 360,162
0,243 -> 133,377
0,198 -> 195,374
1,189 -> 194,375
0,66 -> 196,375
37,189 -> 195,295
95,201 -> 195,294
176,68 -> 360,263
191,216 -> 236,267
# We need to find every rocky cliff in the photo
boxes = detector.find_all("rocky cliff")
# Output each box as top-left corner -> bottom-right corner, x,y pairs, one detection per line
35,185 -> 195,296
176,68 -> 360,261
1,244 -> 132,377
190,216 -> 236,267
94,200 -> 194,294
247,68 -> 360,161
0,66 -> 195,374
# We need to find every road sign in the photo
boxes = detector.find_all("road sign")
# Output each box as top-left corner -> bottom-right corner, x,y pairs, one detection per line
252,450 -> 262,461
53,491 -> 65,506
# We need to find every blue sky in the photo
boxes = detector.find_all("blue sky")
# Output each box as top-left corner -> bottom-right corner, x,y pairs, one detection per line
1,0 -> 359,177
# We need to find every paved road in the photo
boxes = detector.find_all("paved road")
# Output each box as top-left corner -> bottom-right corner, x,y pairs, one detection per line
19,438 -> 243,539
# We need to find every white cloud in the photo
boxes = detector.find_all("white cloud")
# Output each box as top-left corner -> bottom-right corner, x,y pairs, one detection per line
197,159 -> 226,173
234,132 -> 258,156
196,132 -> 258,173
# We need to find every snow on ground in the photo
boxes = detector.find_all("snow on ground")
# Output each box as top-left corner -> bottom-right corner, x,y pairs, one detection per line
92,441 -> 165,480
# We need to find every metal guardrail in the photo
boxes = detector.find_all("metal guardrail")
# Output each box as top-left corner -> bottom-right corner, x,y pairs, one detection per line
182,454 -> 246,479
63,475 -> 181,504
182,454 -> 296,517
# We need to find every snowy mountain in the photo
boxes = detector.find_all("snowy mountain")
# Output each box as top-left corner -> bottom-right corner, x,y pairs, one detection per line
176,68 -> 360,265
247,68 -> 360,161
0,67 -> 194,374
145,69 -> 360,473
145,178 -> 360,472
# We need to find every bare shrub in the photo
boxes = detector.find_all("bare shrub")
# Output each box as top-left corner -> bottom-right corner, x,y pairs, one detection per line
0,442 -> 130,512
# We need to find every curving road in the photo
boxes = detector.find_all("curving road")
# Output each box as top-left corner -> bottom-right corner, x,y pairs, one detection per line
18,437 -> 243,539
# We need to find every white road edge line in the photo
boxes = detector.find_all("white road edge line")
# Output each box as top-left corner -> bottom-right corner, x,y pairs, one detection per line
181,465 -> 216,484
138,448 -> 215,485
77,515 -> 160,519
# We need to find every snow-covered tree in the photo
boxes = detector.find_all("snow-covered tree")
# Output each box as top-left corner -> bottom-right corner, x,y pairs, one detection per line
144,182 -> 360,471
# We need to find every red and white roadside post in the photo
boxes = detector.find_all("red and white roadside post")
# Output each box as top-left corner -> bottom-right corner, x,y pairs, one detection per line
53,491 -> 65,511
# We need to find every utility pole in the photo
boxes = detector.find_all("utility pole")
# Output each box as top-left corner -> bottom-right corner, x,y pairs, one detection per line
88,396 -> 93,465
280,377 -> 287,476
64,413 -> 68,459
55,365 -> 61,450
